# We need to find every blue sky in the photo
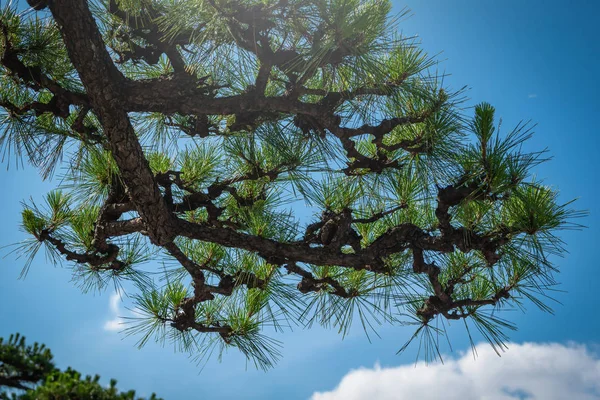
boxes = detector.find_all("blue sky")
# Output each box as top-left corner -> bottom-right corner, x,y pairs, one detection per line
1,1 -> 599,399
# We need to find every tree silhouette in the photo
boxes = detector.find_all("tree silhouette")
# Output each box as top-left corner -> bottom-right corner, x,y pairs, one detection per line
0,334 -> 161,399
0,0 -> 584,368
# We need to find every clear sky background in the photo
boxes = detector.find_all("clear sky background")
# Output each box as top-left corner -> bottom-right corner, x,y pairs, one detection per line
1,1 -> 599,399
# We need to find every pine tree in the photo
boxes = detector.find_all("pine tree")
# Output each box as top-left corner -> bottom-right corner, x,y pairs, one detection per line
0,333 -> 161,399
0,0 -> 584,367
0,333 -> 54,392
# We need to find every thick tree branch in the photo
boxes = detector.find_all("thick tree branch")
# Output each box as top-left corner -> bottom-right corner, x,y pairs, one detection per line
49,0 -> 177,246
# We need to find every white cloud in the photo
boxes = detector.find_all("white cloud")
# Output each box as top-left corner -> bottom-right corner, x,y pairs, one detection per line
310,342 -> 600,400
103,290 -> 125,332
528,94 -> 538,98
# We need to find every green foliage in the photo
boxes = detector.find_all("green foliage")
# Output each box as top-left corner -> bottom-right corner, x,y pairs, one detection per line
0,334 -> 160,400
0,4 -> 86,178
64,148 -> 120,205
178,144 -> 220,188
0,333 -> 54,392
12,368 -> 160,400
